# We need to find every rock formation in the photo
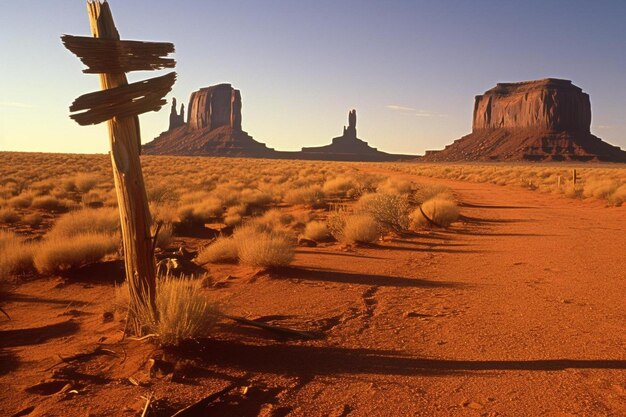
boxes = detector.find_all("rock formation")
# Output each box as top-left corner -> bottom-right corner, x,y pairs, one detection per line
422,78 -> 626,162
168,97 -> 185,130
144,84 -> 274,157
300,109 -> 410,161
144,86 -> 412,160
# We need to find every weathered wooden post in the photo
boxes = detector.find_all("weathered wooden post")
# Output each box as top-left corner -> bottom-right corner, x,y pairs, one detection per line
62,0 -> 177,334
572,169 -> 578,185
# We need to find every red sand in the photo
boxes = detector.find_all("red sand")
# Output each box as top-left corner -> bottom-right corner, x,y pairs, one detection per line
1,172 -> 625,416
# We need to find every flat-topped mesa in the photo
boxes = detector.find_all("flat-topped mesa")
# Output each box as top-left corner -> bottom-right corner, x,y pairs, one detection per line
473,78 -> 591,133
421,78 -> 626,162
187,83 -> 242,131
143,83 -> 273,157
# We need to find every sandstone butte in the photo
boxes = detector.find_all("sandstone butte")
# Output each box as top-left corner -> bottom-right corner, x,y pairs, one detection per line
142,84 -> 411,161
421,78 -> 626,162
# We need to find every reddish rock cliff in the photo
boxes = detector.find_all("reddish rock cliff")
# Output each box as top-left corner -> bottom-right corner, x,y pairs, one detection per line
187,84 -> 242,131
422,78 -> 626,162
144,84 -> 273,157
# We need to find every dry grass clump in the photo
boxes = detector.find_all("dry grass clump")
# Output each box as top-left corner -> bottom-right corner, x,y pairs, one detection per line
284,185 -> 325,207
74,173 -> 100,193
0,208 -> 21,224
115,274 -> 219,345
178,197 -> 223,224
341,214 -> 379,244
233,224 -> 295,267
377,177 -> 413,195
303,221 -> 330,242
323,176 -> 358,198
410,196 -> 460,229
33,233 -> 119,274
47,207 -> 120,239
354,192 -> 410,231
414,184 -> 453,204
608,184 -> 626,206
7,194 -> 33,209
23,213 -> 43,228
0,230 -> 35,280
31,195 -> 71,212
224,205 -> 245,227
196,236 -> 238,264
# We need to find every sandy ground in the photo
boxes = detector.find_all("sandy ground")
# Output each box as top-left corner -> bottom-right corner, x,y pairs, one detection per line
1,170 -> 625,417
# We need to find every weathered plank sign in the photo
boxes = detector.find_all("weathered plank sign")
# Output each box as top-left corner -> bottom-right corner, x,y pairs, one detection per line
62,0 -> 176,334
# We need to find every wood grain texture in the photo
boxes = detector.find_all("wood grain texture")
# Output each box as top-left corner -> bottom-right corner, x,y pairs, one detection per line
86,0 -> 159,333
61,35 -> 175,73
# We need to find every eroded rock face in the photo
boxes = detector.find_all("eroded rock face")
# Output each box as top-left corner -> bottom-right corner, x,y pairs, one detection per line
187,84 -> 242,131
168,98 -> 185,130
422,78 -> 626,162
300,109 -> 409,161
472,79 -> 591,132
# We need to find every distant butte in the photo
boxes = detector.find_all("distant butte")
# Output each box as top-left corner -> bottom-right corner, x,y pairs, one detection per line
143,83 -> 275,157
421,78 -> 626,162
299,109 -> 410,161
143,84 -> 412,161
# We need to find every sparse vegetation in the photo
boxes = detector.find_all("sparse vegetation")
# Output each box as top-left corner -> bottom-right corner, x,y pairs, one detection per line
234,224 -> 295,267
303,221 -> 330,241
410,196 -> 460,228
115,274 -> 219,345
0,230 -> 35,280
341,214 -> 379,244
33,233 -> 119,274
196,236 -> 238,264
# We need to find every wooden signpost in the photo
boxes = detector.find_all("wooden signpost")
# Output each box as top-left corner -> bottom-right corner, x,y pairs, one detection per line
62,0 -> 176,334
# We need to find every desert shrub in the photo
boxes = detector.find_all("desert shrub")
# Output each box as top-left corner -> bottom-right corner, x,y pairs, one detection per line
254,209 -> 294,230
582,179 -> 619,200
74,173 -> 100,193
47,207 -> 119,239
153,222 -> 173,249
81,190 -> 104,208
341,214 -> 379,244
196,236 -> 238,264
322,176 -> 358,197
303,221 -> 330,242
178,197 -> 223,224
33,233 -> 118,274
234,225 -> 295,267
115,275 -> 219,345
0,208 -> 21,224
326,210 -> 347,241
413,184 -> 453,204
31,196 -> 69,212
0,231 -> 35,280
7,194 -> 32,209
150,202 -> 179,225
284,185 -> 325,207
410,196 -> 459,229
23,213 -> 43,228
240,189 -> 273,207
377,178 -> 413,195
354,192 -> 410,231
608,184 -> 626,206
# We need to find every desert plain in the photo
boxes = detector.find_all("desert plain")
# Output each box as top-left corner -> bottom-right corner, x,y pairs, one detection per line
0,152 -> 625,416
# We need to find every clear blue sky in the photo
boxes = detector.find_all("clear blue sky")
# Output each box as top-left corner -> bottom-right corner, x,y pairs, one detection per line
1,0 -> 625,155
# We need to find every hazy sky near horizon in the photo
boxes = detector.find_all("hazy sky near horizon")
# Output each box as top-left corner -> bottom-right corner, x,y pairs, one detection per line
1,0 -> 625,155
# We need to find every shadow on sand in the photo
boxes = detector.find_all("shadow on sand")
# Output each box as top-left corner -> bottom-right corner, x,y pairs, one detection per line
174,338 -> 626,379
273,266 -> 463,289
0,320 -> 79,348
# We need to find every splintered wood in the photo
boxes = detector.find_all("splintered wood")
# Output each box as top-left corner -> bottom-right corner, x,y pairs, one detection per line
61,35 -> 175,73
69,72 -> 176,125
62,0 -> 178,334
